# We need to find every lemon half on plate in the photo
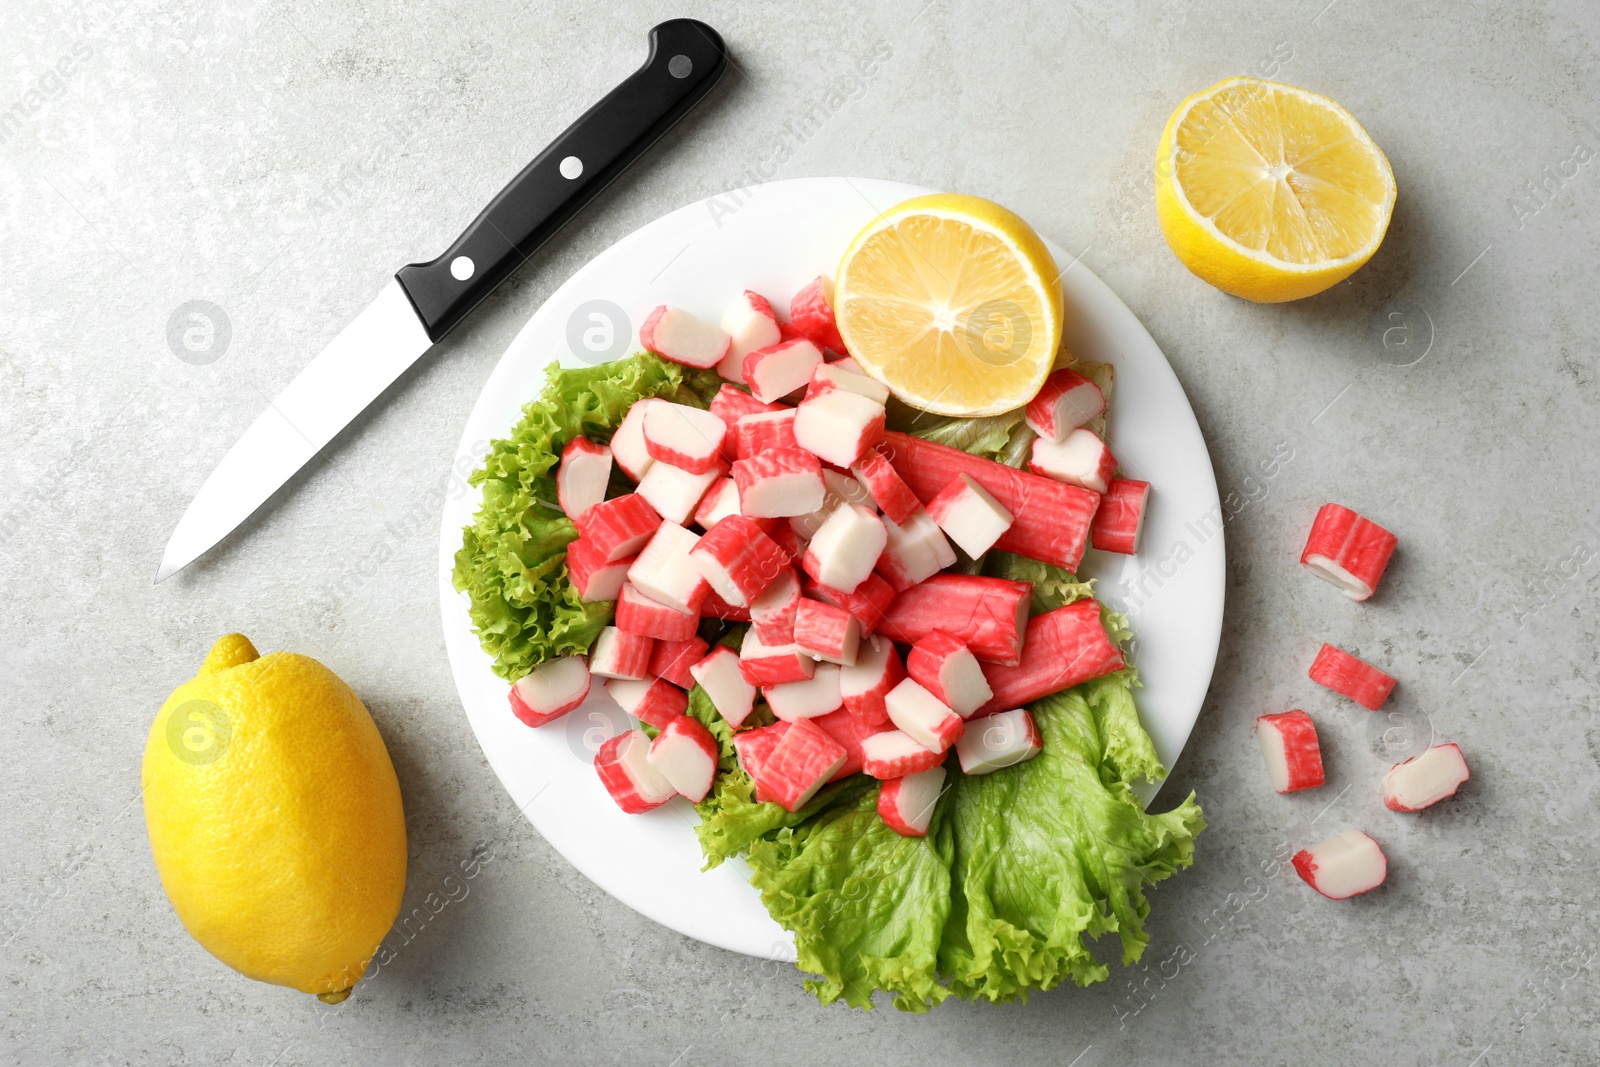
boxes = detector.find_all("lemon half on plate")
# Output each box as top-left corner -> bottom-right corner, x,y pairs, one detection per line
834,193 -> 1064,416
1156,77 -> 1396,302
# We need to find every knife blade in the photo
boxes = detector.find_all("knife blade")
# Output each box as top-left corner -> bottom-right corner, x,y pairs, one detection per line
157,19 -> 727,583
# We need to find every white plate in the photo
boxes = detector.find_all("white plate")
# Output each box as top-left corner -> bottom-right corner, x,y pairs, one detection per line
438,177 -> 1224,961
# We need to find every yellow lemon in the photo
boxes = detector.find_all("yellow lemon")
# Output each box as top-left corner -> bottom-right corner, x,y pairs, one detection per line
1155,77 -> 1396,302
142,634 -> 406,1002
834,193 -> 1064,416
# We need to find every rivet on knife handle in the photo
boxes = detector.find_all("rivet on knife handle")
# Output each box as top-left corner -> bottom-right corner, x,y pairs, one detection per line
396,19 -> 728,343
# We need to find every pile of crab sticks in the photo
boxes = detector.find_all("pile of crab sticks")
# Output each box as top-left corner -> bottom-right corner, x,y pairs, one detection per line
505,278 -> 1148,837
1261,504 -> 1472,900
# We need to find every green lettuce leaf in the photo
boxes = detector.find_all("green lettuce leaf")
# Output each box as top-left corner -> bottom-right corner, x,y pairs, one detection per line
938,673 -> 1203,1003
982,552 -> 1095,613
885,400 -> 1026,463
452,354 -> 722,680
747,785 -> 955,1013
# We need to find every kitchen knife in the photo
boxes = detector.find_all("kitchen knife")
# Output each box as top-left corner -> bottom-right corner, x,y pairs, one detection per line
156,19 -> 727,583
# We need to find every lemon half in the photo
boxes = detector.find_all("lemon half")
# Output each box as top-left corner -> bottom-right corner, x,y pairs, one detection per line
1156,77 -> 1396,302
834,193 -> 1064,416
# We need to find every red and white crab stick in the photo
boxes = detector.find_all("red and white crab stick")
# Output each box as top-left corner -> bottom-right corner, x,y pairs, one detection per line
1090,478 -> 1150,555
1308,643 -> 1395,710
1254,710 -> 1325,793
881,432 -> 1101,572
1301,503 -> 1398,602
879,573 -> 1032,666
976,599 -> 1126,714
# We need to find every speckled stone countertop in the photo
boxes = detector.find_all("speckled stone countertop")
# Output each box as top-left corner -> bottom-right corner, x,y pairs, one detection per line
3,0 -> 1597,1063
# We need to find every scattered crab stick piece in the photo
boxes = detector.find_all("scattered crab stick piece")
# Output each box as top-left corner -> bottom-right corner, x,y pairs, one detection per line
1255,710 -> 1325,793
955,708 -> 1042,775
839,633 -> 904,728
718,290 -> 783,383
1029,428 -> 1116,495
756,717 -> 847,811
924,474 -> 1014,559
1301,503 -> 1398,602
572,494 -> 662,564
642,402 -> 728,474
604,676 -> 687,730
614,582 -> 699,642
690,515 -> 789,607
1383,744 -> 1470,811
709,383 -> 781,433
1292,830 -> 1388,900
877,765 -> 946,836
1308,643 -> 1396,710
595,729 -> 677,813
733,448 -> 826,518
850,448 -> 921,525
648,636 -> 708,690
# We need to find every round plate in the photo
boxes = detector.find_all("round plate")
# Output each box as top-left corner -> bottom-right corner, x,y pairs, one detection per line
438,177 -> 1224,961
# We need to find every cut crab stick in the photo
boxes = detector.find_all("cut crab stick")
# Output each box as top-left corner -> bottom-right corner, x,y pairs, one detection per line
639,304 -> 730,369
879,574 -> 1031,666
793,598 -> 861,666
802,504 -> 887,594
1383,744 -> 1470,812
764,663 -> 844,721
627,522 -> 708,615
793,388 -> 886,468
689,645 -> 757,728
1029,428 -> 1116,495
718,290 -> 783,383
757,717 -> 847,812
805,361 -> 889,405
839,634 -> 904,728
745,338 -> 825,404
595,729 -> 677,813
1301,503 -> 1399,602
1309,643 -> 1395,710
805,572 -> 895,635
647,716 -> 719,803
648,636 -> 708,690
508,656 -> 591,728
572,493 -> 662,564
709,383 -> 781,433
733,448 -> 826,518
861,728 -> 946,779
699,587 -> 752,622
692,478 -> 742,531
877,765 -> 946,837
749,566 -> 803,643
1255,710 -> 1325,793
690,515 -> 789,607
976,600 -> 1126,714
924,474 -> 1014,559
614,582 -> 699,643
604,676 -> 687,730
588,626 -> 654,681
1292,830 -> 1388,900
636,458 -> 726,526
1090,478 -> 1150,555
812,708 -> 876,780
557,437 -> 612,520
609,398 -> 660,483
883,432 -> 1100,571
733,722 -> 784,784
885,679 -> 965,753
955,708 -> 1042,775
789,469 -> 873,541
1025,368 -> 1106,443
732,409 -> 799,458
875,508 -> 958,591
739,627 -> 816,687
642,402 -> 728,475
851,449 -> 921,525
907,631 -> 994,718
788,275 -> 846,355
564,537 -> 631,602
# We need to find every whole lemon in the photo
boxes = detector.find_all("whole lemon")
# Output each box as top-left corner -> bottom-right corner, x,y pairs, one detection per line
142,634 -> 406,1002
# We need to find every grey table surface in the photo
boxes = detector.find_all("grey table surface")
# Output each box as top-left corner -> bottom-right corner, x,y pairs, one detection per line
4,0 -> 1598,1063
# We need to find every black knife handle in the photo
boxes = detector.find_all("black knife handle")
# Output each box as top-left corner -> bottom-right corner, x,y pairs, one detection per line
395,19 -> 727,342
